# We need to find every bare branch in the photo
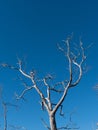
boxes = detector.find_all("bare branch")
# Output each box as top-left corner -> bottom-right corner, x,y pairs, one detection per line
41,118 -> 50,130
52,38 -> 86,116
17,76 -> 30,88
70,40 -> 86,87
1,63 -> 19,71
1,60 -> 50,112
2,102 -> 7,130
51,104 -> 64,116
59,105 -> 64,116
19,68 -> 31,79
52,39 -> 72,114
57,43 -> 66,56
49,88 -> 64,93
58,126 -> 80,130
15,86 -> 34,100
43,77 -> 52,110
9,124 -> 27,130
58,111 -> 80,130
49,81 -> 66,93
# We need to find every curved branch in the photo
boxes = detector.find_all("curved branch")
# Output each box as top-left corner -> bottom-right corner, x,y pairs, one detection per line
15,86 -> 34,100
52,39 -> 85,114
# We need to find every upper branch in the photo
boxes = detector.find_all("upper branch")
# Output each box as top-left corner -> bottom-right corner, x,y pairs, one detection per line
52,38 -> 86,114
1,60 -> 50,112
70,40 -> 86,87
43,77 -> 52,110
52,38 -> 73,114
15,86 -> 34,100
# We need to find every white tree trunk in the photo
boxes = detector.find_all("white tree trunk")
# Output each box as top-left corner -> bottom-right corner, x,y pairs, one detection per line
49,114 -> 57,130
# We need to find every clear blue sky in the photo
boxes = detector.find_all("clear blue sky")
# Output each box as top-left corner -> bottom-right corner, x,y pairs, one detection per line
0,0 -> 98,130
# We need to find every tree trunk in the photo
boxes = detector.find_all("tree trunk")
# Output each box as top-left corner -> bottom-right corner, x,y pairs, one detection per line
3,104 -> 7,130
49,113 -> 57,130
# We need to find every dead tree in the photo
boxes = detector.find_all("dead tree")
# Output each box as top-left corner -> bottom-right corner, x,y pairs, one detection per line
0,88 -> 25,130
1,37 -> 86,130
0,88 -> 7,130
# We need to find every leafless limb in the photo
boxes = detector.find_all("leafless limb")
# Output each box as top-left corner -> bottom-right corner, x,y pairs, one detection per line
0,87 -> 19,130
15,86 -> 34,100
51,103 -> 64,116
51,39 -> 85,117
41,118 -> 50,130
49,81 -> 65,93
2,101 -> 19,130
59,105 -> 64,116
49,88 -> 64,93
2,102 -> 7,130
9,124 -> 27,130
1,63 -> 18,71
58,126 -> 79,130
58,111 -> 80,130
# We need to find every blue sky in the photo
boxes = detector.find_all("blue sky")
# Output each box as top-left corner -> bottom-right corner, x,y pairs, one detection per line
0,0 -> 98,130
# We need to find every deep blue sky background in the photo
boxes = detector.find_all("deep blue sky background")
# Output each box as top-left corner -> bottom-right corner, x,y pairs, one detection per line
0,0 -> 98,130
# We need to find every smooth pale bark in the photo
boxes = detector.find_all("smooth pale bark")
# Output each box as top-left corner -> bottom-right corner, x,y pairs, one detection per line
49,113 -> 57,130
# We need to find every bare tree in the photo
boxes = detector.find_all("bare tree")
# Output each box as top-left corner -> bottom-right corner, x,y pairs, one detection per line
0,88 -> 27,130
0,88 -> 7,130
1,37 -> 86,130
